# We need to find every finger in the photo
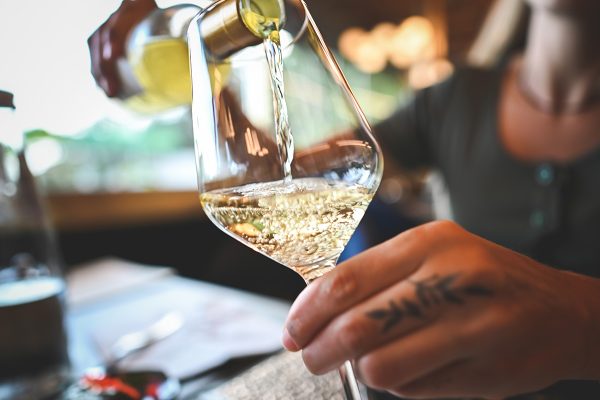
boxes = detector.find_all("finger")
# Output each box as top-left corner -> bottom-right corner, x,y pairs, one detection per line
284,226 -> 431,352
355,323 -> 473,392
88,27 -> 118,96
99,24 -> 121,97
298,278 -> 427,374
300,269 -> 484,374
390,359 -> 506,399
88,30 -> 103,84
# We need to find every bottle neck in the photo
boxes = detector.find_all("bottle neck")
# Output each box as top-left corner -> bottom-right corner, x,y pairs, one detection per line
200,0 -> 262,58
0,108 -> 24,152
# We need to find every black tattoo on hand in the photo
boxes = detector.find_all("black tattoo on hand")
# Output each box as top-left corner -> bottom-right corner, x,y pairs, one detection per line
367,273 -> 493,333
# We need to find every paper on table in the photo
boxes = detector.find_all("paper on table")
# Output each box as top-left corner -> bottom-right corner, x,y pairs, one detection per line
67,257 -> 174,308
81,277 -> 286,379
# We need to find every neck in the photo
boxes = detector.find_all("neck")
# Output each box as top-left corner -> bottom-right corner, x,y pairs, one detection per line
521,9 -> 600,113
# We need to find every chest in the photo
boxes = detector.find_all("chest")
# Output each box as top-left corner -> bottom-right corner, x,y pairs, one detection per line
498,73 -> 600,164
434,106 -> 600,274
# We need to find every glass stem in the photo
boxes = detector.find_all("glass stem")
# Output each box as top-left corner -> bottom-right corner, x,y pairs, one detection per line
304,265 -> 364,400
339,360 -> 363,400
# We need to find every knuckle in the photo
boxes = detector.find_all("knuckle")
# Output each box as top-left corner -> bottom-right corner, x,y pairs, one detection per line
335,315 -> 370,356
301,349 -> 327,375
356,353 -> 391,389
322,267 -> 358,303
400,220 -> 462,246
425,220 -> 463,237
459,258 -> 500,294
396,224 -> 426,247
465,260 -> 495,283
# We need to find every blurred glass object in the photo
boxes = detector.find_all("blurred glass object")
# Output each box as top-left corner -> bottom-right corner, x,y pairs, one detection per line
0,91 -> 70,400
118,5 -> 203,114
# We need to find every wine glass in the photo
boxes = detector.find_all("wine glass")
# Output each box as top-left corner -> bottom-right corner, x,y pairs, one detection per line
187,0 -> 383,398
0,97 -> 70,399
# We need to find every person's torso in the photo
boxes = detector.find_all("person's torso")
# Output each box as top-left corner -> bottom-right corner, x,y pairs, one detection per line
432,67 -> 600,277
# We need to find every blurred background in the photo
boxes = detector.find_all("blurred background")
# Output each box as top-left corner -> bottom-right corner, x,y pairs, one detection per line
0,0 -> 494,300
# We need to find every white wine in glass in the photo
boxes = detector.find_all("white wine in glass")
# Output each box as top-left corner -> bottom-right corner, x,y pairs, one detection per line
188,0 -> 383,397
200,178 -> 374,281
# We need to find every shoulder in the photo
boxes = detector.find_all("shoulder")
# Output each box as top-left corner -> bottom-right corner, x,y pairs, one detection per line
421,65 -> 504,104
411,65 -> 504,126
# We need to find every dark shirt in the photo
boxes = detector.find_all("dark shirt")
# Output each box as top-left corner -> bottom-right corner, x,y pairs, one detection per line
376,66 -> 600,278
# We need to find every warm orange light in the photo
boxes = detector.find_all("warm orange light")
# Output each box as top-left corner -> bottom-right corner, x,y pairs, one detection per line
338,27 -> 368,63
389,16 -> 436,68
371,22 -> 396,54
354,39 -> 388,74
408,58 -> 454,89
337,15 -> 449,75
339,26 -> 388,74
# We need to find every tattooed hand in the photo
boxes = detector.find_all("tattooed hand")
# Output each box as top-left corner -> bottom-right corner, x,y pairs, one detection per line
282,221 -> 600,399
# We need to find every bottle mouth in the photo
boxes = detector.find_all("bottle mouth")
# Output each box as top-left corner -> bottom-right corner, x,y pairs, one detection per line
238,0 -> 287,40
195,0 -> 308,61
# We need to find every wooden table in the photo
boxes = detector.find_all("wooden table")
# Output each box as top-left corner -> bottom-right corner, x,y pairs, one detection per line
48,191 -> 204,231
